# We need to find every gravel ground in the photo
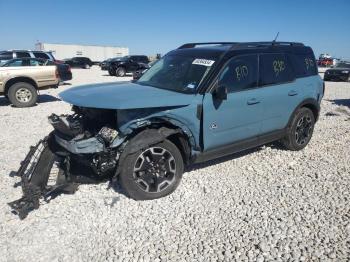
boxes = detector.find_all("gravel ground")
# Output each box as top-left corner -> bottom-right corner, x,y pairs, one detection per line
0,67 -> 349,261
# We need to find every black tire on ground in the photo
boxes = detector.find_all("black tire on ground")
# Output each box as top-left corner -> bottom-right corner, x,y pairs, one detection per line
119,139 -> 184,200
8,82 -> 37,107
280,107 -> 315,151
84,64 -> 90,69
108,68 -> 116,76
116,67 -> 126,77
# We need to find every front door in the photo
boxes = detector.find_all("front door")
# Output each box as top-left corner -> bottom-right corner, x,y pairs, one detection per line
203,54 -> 263,151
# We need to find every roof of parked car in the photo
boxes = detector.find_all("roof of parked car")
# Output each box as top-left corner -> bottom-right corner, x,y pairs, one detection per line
168,42 -> 313,60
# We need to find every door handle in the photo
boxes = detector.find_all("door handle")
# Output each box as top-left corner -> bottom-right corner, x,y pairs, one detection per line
288,90 -> 298,96
247,98 -> 260,105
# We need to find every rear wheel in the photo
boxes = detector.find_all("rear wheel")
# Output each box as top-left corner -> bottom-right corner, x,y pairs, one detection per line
119,139 -> 184,200
281,107 -> 315,151
8,82 -> 37,107
116,67 -> 126,77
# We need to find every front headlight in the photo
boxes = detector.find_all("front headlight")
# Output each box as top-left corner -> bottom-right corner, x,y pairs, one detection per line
341,70 -> 349,74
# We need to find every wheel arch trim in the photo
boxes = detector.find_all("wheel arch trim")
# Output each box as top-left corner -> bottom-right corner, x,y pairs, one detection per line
4,76 -> 38,94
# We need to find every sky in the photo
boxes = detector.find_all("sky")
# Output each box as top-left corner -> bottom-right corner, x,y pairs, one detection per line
0,0 -> 349,59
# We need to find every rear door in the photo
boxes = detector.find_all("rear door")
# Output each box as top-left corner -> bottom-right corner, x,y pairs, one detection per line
258,53 -> 299,133
203,54 -> 263,150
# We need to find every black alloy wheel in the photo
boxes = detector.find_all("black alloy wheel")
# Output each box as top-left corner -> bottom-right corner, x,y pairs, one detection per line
133,147 -> 177,193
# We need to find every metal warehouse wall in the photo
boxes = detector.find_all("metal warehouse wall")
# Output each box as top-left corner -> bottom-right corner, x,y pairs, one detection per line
35,43 -> 129,61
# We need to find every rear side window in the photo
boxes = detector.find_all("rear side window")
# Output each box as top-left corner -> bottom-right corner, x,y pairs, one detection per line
259,53 -> 294,86
219,54 -> 258,93
16,52 -> 31,58
289,53 -> 317,77
33,52 -> 50,59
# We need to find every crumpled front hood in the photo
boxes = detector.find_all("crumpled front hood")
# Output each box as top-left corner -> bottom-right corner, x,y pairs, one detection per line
59,82 -> 196,109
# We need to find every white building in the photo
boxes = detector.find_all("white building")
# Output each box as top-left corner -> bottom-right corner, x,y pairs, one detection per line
35,42 -> 129,61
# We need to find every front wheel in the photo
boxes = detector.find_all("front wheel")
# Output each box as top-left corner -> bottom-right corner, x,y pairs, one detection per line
108,68 -> 116,76
281,107 -> 315,151
119,139 -> 184,200
84,64 -> 90,69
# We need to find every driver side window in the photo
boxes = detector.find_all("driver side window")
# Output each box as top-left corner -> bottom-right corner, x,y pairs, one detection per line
219,54 -> 258,93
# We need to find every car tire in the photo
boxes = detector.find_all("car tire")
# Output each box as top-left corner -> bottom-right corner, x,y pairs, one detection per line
84,64 -> 90,69
281,107 -> 315,151
116,67 -> 126,77
119,139 -> 184,200
8,82 -> 37,107
108,68 -> 116,76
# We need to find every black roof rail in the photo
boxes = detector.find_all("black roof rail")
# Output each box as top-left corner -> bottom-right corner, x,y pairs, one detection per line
178,41 -> 304,50
230,41 -> 304,50
178,42 -> 238,49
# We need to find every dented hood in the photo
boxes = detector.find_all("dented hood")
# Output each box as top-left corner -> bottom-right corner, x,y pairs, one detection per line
59,82 -> 196,109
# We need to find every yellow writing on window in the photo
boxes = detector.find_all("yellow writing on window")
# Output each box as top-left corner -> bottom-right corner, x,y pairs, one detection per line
235,65 -> 249,81
273,60 -> 285,76
305,58 -> 314,70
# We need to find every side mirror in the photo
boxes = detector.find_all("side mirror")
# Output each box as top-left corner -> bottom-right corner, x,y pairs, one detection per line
213,85 -> 228,100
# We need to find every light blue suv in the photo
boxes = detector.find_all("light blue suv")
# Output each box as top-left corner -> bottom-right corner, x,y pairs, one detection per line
13,42 -> 324,214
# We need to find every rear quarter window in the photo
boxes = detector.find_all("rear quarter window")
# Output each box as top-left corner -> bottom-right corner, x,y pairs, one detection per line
259,53 -> 294,86
289,53 -> 317,77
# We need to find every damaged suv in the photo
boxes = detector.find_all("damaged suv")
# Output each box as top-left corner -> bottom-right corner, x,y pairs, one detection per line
11,42 -> 324,218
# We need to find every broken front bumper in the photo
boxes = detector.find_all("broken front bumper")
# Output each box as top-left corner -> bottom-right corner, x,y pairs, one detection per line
54,134 -> 105,154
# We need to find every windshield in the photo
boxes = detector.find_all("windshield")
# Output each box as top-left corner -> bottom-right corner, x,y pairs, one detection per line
137,55 -> 215,93
335,63 -> 350,69
113,56 -> 128,61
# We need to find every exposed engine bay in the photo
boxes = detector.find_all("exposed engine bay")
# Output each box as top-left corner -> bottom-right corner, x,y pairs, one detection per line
9,106 -> 125,219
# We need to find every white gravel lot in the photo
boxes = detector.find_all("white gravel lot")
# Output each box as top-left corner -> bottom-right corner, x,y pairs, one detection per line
0,66 -> 349,261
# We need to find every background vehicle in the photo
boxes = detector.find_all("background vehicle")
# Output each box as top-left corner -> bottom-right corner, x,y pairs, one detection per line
1,58 -> 72,82
100,58 -> 115,70
324,62 -> 350,82
318,58 -> 333,67
12,42 -> 324,215
108,55 -> 150,76
0,50 -> 57,65
64,57 -> 93,69
132,60 -> 157,80
0,58 -> 59,107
